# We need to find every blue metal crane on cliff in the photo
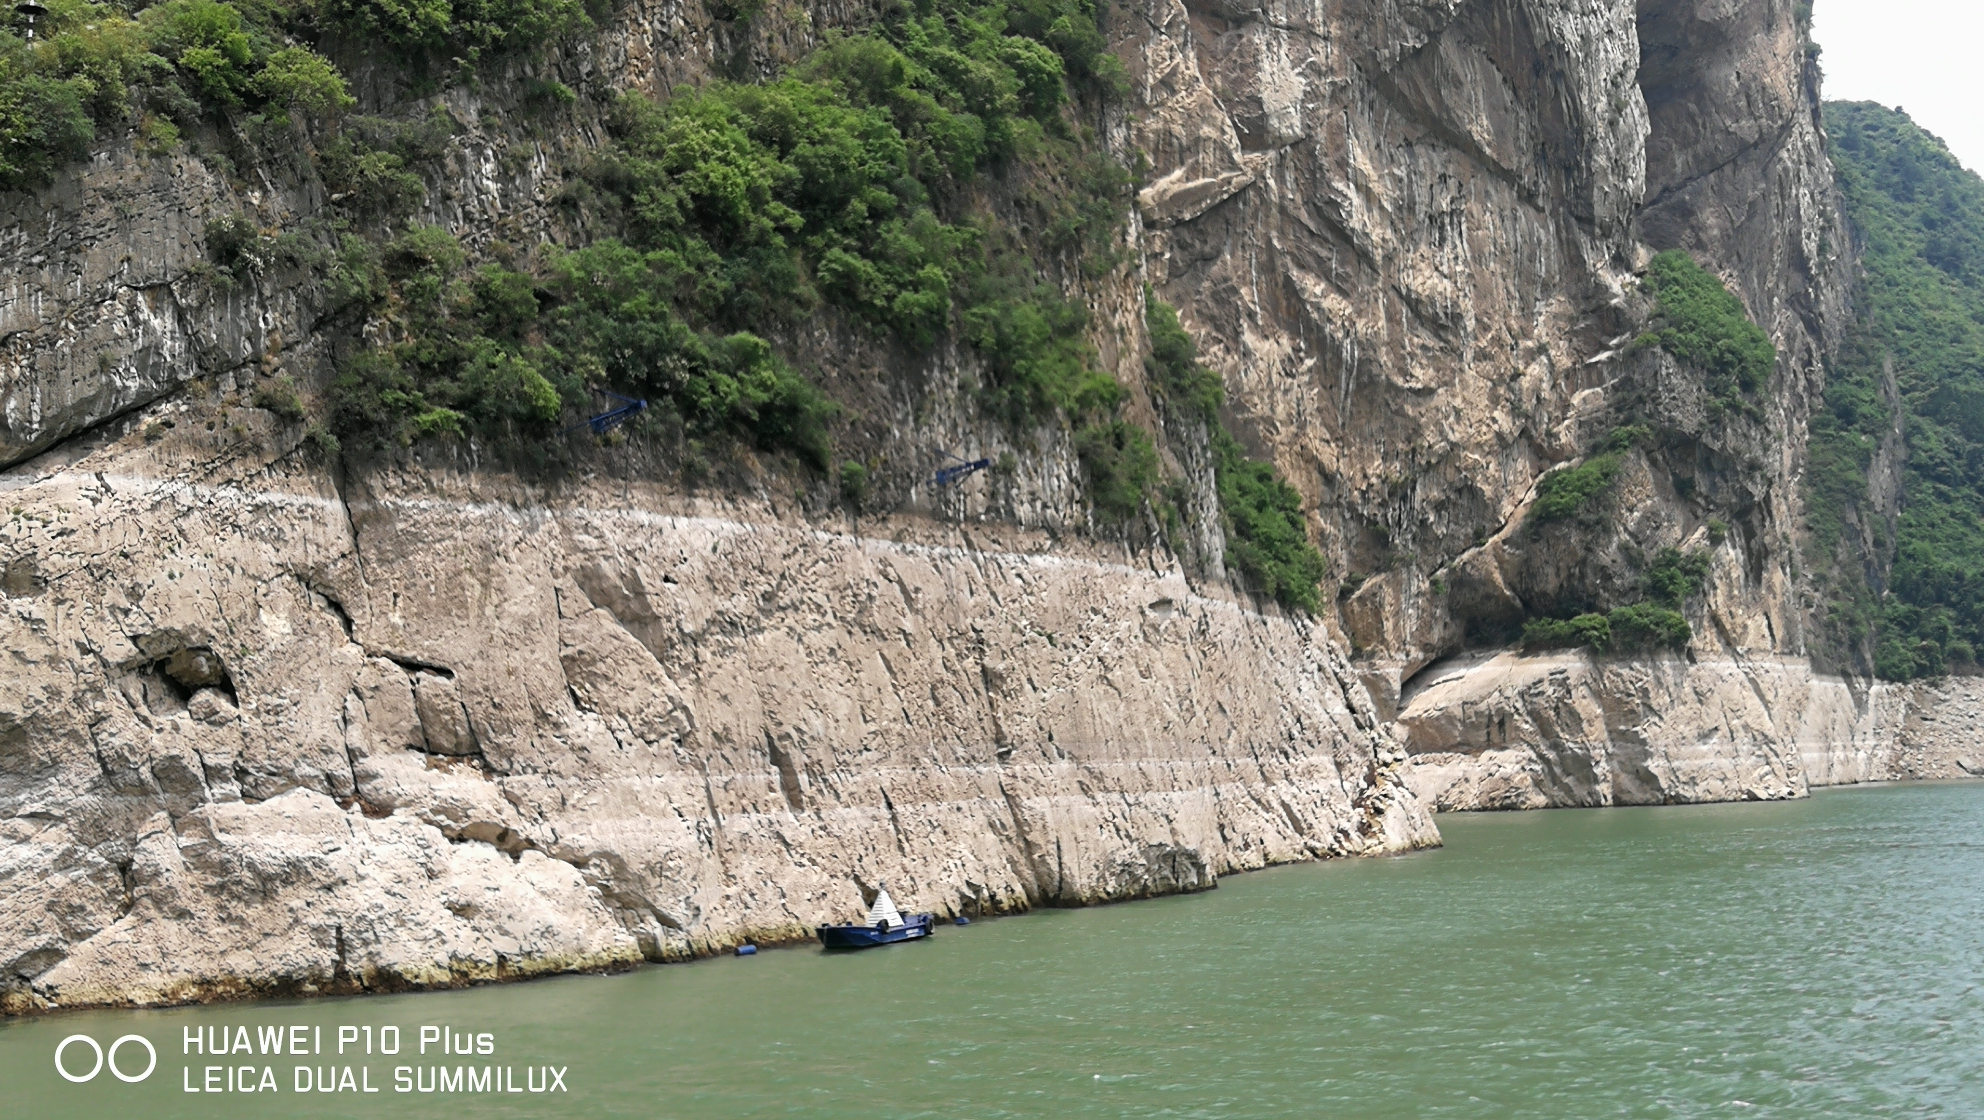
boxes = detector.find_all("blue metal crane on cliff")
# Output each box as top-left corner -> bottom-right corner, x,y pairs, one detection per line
565,390 -> 648,437
932,451 -> 992,488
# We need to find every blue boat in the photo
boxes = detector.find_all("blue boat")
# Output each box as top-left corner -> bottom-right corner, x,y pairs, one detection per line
817,884 -> 935,950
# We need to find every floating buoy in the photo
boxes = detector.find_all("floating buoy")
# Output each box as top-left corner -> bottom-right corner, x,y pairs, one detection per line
953,916 -> 971,926
735,944 -> 757,956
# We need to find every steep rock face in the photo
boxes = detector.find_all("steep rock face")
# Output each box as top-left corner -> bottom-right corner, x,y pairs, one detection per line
1392,652 -> 1910,810
1,444 -> 1432,1011
1887,679 -> 1984,781
0,150 -> 321,465
1388,0 -> 1873,807
0,0 -> 1961,1013
1131,0 -> 1652,684
1390,644 -> 1967,812
1118,0 -> 1898,806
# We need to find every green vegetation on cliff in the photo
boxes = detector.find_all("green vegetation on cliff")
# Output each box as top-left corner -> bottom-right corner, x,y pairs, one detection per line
318,0 -> 1324,611
5,0 -> 1329,613
1518,422 -> 1707,656
1509,250 -> 1771,656
0,0 -> 352,189
1517,546 -> 1707,655
327,227 -> 838,462
1638,250 -> 1775,413
1814,102 -> 1984,679
1213,432 -> 1326,613
1142,291 -> 1327,612
1642,545 -> 1712,608
1075,420 -> 1158,522
330,0 -> 1135,457
1519,604 -> 1691,654
1529,427 -> 1652,523
322,0 -> 597,62
1143,291 -> 1223,421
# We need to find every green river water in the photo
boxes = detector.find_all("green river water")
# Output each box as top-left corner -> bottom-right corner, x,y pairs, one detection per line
5,781 -> 1982,1118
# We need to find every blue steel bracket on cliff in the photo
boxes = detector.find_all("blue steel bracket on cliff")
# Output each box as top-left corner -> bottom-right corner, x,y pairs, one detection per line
932,452 -> 993,488
566,390 -> 648,436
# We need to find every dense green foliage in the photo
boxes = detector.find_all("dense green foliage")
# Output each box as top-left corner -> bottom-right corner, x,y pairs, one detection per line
1519,604 -> 1691,654
1638,249 -> 1776,412
1143,289 -> 1223,421
1529,426 -> 1648,522
320,0 -> 595,62
605,75 -> 967,343
1214,432 -> 1327,613
12,0 -> 1320,602
328,229 -> 837,462
0,0 -> 352,190
1605,603 -> 1693,650
962,274 -> 1122,420
328,227 -> 567,444
1075,420 -> 1158,523
1815,102 -> 1984,678
1532,452 -> 1622,521
0,59 -> 92,187
1518,541 -> 1707,656
1519,612 -> 1615,651
588,6 -> 1130,420
333,0 -> 1137,460
1643,546 -> 1711,607
0,0 -> 595,190
318,108 -> 455,219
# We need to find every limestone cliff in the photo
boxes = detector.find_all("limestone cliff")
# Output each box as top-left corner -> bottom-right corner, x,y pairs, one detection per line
0,0 -> 1950,1013
1130,0 -> 1910,811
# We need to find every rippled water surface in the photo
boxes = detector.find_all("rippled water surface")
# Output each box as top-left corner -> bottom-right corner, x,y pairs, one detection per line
6,781 -> 1983,1118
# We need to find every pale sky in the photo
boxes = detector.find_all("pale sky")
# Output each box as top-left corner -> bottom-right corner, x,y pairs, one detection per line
1812,0 -> 1984,171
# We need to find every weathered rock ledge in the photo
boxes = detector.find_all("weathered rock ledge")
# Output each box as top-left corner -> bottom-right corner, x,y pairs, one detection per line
1394,650 -> 1981,811
0,449 -> 1435,1014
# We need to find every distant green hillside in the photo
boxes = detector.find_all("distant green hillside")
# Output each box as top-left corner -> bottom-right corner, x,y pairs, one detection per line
1814,102 -> 1984,679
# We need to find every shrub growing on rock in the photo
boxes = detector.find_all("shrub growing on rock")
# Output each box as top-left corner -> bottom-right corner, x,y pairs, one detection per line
320,0 -> 594,63
1144,291 -> 1223,422
1644,546 -> 1712,606
1530,426 -> 1655,523
1520,613 -> 1613,651
1215,433 -> 1327,613
1606,603 -> 1692,651
0,0 -> 350,192
1521,604 -> 1690,654
1532,453 -> 1623,521
1076,420 -> 1159,523
1639,249 -> 1776,406
0,53 -> 92,190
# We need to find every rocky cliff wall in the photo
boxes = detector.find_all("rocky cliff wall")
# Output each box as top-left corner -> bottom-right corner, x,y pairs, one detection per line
0,0 -> 1965,1013
1396,654 -> 1983,812
1,448 -> 1431,1011
1120,0 -> 1932,809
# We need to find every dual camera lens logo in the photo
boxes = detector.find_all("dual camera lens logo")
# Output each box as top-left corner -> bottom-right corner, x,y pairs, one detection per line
54,1034 -> 156,1083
